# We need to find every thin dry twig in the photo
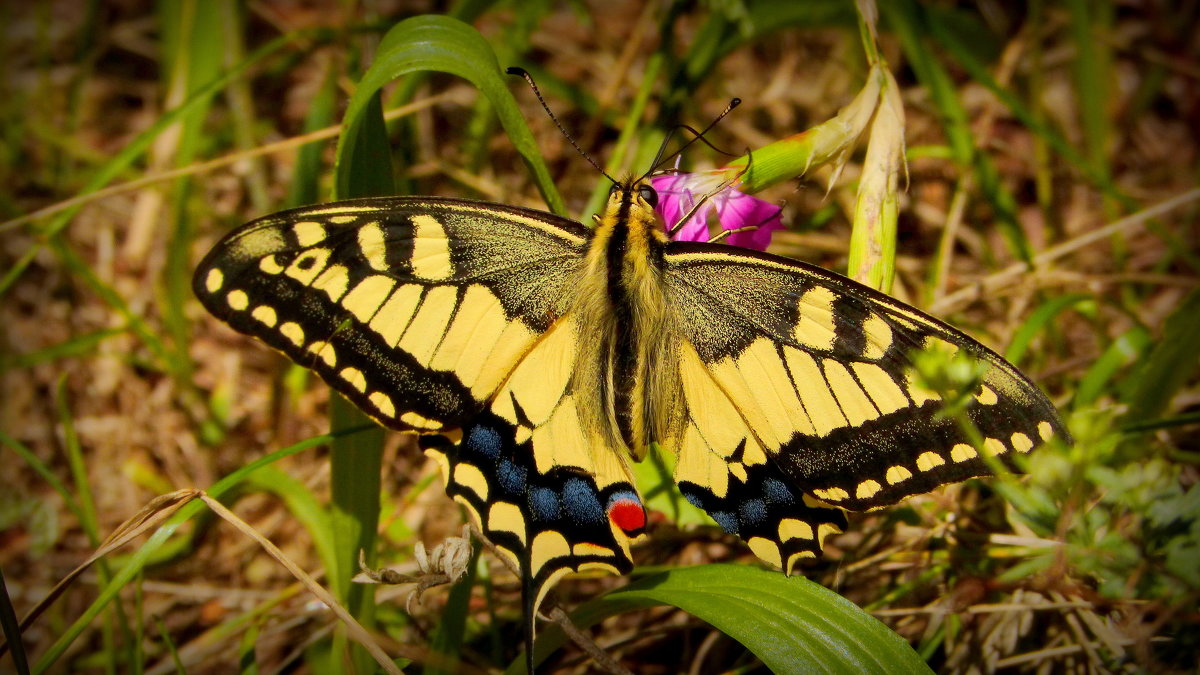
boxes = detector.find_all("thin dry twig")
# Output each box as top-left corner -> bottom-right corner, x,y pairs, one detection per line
0,93 -> 461,234
929,188 -> 1200,314
0,489 -> 200,658
197,494 -> 404,675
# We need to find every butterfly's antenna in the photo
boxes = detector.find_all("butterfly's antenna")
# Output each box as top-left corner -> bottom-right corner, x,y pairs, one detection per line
648,126 -> 683,175
507,66 -> 617,185
640,97 -> 741,181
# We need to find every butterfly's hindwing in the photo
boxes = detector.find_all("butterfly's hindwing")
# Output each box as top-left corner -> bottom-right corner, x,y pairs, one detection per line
193,197 -> 588,431
421,409 -> 645,614
663,243 -> 1067,565
674,454 -> 849,575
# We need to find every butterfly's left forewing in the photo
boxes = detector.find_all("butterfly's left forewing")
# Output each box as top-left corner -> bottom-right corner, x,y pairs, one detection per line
662,242 -> 1066,573
194,197 -> 588,431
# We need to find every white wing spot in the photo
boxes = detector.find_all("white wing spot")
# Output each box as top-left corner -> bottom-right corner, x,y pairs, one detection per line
205,268 -> 224,293
340,367 -> 366,392
812,487 -> 849,502
307,340 -> 337,368
855,479 -> 882,499
885,465 -> 912,484
369,391 -> 395,418
259,255 -> 284,274
400,412 -> 442,430
226,289 -> 249,311
1011,431 -> 1034,453
1037,421 -> 1054,441
950,443 -> 977,462
251,305 -> 277,327
983,437 -> 1007,457
916,451 -> 945,471
279,322 -> 305,347
975,385 -> 999,405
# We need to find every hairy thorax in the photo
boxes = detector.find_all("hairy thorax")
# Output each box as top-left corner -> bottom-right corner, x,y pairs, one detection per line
570,180 -> 684,460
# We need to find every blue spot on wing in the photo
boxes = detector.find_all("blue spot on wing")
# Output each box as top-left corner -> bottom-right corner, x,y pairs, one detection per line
562,478 -> 605,524
466,425 -> 502,459
606,489 -> 642,510
529,487 -> 560,521
496,459 -> 526,496
738,498 -> 767,527
710,511 -> 739,535
762,478 -> 794,504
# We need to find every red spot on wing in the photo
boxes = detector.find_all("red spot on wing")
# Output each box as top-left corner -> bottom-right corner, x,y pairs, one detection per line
608,500 -> 646,533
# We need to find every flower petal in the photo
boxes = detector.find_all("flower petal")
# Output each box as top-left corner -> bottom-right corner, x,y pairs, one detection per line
725,215 -> 782,250
650,172 -> 782,250
712,188 -> 782,251
651,174 -> 713,242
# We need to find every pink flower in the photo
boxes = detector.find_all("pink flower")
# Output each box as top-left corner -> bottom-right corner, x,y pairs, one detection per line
650,172 -> 783,251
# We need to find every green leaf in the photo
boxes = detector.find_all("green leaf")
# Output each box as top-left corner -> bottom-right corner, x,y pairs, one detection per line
334,15 -> 563,213
1075,326 -> 1150,409
521,565 -> 931,673
1004,293 -> 1092,366
1122,288 -> 1200,427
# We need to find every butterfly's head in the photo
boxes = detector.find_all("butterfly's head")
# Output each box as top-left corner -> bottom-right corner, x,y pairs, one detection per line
595,178 -> 669,247
607,178 -> 659,211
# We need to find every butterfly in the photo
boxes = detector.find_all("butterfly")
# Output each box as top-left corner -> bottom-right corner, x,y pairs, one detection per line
194,176 -> 1066,667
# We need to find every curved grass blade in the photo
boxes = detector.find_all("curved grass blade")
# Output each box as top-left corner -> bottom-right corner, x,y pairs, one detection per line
334,15 -> 564,214
1122,288 -> 1200,430
1075,327 -> 1150,409
1004,293 -> 1092,367
329,89 -> 391,675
